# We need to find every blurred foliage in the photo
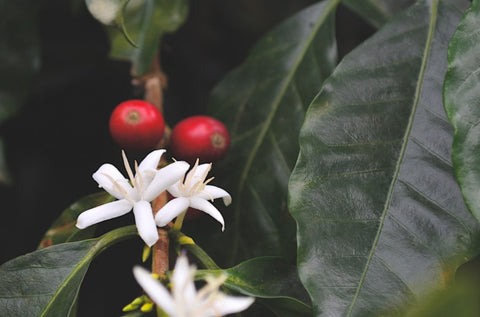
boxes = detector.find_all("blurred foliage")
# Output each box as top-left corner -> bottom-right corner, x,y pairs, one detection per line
402,280 -> 480,317
107,0 -> 189,75
0,0 -> 41,184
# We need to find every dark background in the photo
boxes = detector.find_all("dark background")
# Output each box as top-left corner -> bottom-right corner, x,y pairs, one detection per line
0,1 -> 379,316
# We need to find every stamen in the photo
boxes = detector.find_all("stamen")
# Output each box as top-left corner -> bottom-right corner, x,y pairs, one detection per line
182,160 -> 199,193
101,172 -> 134,203
194,292 -> 222,317
200,189 -> 215,201
194,275 -> 227,316
178,173 -> 186,194
122,150 -> 137,187
199,163 -> 212,182
135,160 -> 143,191
188,181 -> 202,196
196,275 -> 227,300
204,176 -> 215,186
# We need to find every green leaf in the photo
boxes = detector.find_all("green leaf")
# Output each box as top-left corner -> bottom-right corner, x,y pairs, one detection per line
85,0 -> 138,47
341,0 -> 469,28
342,0 -> 414,28
198,257 -> 311,317
205,0 -> 339,265
288,1 -> 480,316
108,0 -> 189,75
443,0 -> 480,224
38,192 -> 115,249
0,226 -> 138,317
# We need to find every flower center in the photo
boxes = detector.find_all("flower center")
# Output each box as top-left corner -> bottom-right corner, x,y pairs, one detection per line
102,150 -> 148,203
178,160 -> 214,198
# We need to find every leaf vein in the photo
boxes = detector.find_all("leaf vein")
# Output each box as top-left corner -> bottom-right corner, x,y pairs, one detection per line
373,255 -> 416,297
387,213 -> 446,267
410,136 -> 452,167
346,2 -> 439,315
398,178 -> 472,236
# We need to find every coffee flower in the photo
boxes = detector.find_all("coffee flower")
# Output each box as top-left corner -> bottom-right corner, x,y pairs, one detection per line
155,160 -> 231,230
133,254 -> 254,317
76,150 -> 189,246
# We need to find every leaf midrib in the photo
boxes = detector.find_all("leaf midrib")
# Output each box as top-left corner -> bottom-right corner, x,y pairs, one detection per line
231,0 -> 341,262
345,1 -> 439,315
39,226 -> 138,316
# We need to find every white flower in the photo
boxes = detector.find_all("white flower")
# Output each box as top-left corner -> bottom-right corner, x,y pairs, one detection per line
155,160 -> 231,230
133,255 -> 254,317
76,150 -> 189,246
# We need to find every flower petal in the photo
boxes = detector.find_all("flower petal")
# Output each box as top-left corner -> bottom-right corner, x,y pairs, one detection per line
172,254 -> 197,303
189,163 -> 211,179
189,197 -> 225,231
142,161 -> 190,202
185,163 -> 211,188
197,185 -> 232,206
133,201 -> 159,246
92,163 -> 132,199
76,199 -> 132,229
133,266 -> 176,316
155,197 -> 190,227
167,183 -> 181,198
138,149 -> 165,173
211,294 -> 254,315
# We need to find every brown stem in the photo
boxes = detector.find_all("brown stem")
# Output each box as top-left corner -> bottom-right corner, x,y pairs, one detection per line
151,190 -> 169,276
131,52 -> 168,113
135,52 -> 170,278
152,227 -> 169,277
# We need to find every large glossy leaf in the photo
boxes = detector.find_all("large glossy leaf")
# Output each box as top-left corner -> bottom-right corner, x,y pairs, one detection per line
443,0 -> 480,224
0,226 -> 137,317
341,0 -> 469,28
342,0 -> 414,28
206,0 -> 339,266
198,257 -> 311,317
288,1 -> 480,316
107,0 -> 189,75
38,192 -> 115,249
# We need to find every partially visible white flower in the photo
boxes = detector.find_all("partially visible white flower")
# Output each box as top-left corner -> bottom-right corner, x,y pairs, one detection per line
76,150 -> 189,246
133,255 -> 254,317
85,0 -> 122,25
155,160 -> 231,230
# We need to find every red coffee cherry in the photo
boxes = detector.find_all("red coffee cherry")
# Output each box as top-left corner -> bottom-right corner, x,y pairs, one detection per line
170,115 -> 230,163
109,100 -> 165,151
